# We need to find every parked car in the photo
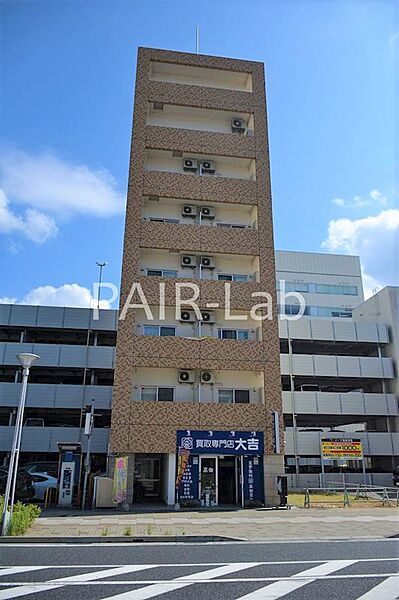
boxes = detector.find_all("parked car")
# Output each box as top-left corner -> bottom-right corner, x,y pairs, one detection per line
393,465 -> 399,487
24,418 -> 45,427
19,462 -> 58,500
0,467 -> 35,502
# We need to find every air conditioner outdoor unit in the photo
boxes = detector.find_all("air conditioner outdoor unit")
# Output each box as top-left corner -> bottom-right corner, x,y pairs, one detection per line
200,371 -> 214,384
183,158 -> 198,173
231,117 -> 246,134
182,205 -> 197,218
180,310 -> 196,323
200,256 -> 215,269
181,255 -> 197,268
200,206 -> 215,220
179,370 -> 195,384
200,160 -> 216,175
200,311 -> 216,324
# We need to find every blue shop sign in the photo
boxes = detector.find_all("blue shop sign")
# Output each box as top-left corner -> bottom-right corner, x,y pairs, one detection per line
177,430 -> 264,455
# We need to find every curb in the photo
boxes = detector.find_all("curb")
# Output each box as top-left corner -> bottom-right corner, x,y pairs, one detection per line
0,535 -> 245,544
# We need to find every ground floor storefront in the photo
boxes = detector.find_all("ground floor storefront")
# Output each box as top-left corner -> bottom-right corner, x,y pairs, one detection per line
119,430 -> 285,508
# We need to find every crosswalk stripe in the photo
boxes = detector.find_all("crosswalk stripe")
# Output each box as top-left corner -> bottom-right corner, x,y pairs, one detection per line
97,562 -> 260,600
230,559 -> 358,599
0,565 -> 157,600
0,568 -> 46,578
355,577 -> 399,599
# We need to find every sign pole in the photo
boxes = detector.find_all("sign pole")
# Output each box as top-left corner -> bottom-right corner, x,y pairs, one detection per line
240,455 -> 244,508
361,451 -> 367,486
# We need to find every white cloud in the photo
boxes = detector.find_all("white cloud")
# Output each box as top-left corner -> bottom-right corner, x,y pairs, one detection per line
1,284 -> 113,309
322,208 -> 399,296
0,189 -> 58,244
1,147 -> 125,218
0,297 -> 17,304
332,189 -> 387,209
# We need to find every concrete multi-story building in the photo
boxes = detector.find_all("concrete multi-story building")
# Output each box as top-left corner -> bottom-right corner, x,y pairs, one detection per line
111,47 -> 283,507
0,260 -> 397,498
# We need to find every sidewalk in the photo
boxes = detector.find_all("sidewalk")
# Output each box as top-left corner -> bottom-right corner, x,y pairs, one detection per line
26,506 -> 399,540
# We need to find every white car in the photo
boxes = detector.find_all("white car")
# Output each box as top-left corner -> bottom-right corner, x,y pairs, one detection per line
28,469 -> 58,500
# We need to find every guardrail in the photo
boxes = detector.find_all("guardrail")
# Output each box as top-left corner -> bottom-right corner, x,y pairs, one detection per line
303,484 -> 399,508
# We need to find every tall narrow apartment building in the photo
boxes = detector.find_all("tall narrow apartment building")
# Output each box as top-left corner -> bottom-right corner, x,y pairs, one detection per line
111,48 -> 283,506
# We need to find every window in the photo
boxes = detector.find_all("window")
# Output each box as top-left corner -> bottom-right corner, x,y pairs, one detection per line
343,286 -> 358,296
143,325 -> 176,337
141,387 -> 174,402
148,218 -> 179,224
285,282 -> 309,293
146,269 -> 178,278
218,329 -> 249,340
218,274 -> 248,282
218,389 -> 250,404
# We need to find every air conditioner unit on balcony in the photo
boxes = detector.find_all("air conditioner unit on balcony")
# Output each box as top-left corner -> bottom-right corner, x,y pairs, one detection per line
200,311 -> 215,324
231,117 -> 246,134
181,255 -> 197,268
200,371 -> 214,384
200,160 -> 216,175
200,206 -> 215,220
182,205 -> 197,218
179,370 -> 195,384
183,158 -> 198,173
200,256 -> 215,269
180,310 -> 196,323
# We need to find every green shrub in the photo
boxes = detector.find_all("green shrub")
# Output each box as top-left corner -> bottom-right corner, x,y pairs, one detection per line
0,497 -> 41,536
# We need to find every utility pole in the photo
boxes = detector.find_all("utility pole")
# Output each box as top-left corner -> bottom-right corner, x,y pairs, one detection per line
81,400 -> 95,509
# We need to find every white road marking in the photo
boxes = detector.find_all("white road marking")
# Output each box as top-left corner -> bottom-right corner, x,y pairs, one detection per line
356,577 -> 399,599
231,559 -> 358,599
96,563 -> 260,600
0,564 -> 156,600
0,568 -> 46,578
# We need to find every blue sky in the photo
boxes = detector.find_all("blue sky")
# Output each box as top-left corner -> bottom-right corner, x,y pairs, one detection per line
1,0 -> 397,306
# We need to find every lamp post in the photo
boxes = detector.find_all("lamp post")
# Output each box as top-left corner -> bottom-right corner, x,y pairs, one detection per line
96,261 -> 107,309
1,353 -> 39,535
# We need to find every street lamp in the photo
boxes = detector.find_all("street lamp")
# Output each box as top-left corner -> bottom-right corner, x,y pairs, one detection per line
1,353 -> 39,535
96,261 -> 108,309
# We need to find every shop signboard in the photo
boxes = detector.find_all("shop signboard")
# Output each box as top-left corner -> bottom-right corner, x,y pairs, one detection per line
321,438 -> 363,460
177,430 -> 264,455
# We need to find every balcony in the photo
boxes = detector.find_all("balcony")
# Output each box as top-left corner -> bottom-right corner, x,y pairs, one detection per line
144,150 -> 256,181
143,197 -> 258,229
132,335 -> 264,371
143,170 -> 257,205
140,220 -> 259,255
150,61 -> 253,92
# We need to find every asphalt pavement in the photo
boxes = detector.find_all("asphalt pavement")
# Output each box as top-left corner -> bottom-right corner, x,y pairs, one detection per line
0,539 -> 398,599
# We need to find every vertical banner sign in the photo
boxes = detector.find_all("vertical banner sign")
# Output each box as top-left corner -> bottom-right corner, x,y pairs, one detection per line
175,448 -> 190,488
176,455 -> 199,501
243,456 -> 264,505
113,456 -> 128,504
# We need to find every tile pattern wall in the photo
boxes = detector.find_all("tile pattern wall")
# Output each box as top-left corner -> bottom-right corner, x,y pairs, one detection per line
111,47 -> 282,456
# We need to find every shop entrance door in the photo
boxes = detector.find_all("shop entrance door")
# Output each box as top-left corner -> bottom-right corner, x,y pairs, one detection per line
200,457 -> 217,506
218,456 -> 237,504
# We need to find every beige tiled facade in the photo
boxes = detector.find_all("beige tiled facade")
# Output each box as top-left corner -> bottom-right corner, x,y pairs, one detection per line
111,47 -> 284,504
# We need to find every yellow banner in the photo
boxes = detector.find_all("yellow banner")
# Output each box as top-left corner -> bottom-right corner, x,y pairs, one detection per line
321,438 -> 363,459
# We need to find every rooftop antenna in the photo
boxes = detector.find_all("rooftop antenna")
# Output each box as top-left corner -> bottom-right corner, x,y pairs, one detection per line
196,25 -> 200,54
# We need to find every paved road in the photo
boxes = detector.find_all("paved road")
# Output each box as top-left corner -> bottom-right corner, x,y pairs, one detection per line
0,540 -> 398,599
